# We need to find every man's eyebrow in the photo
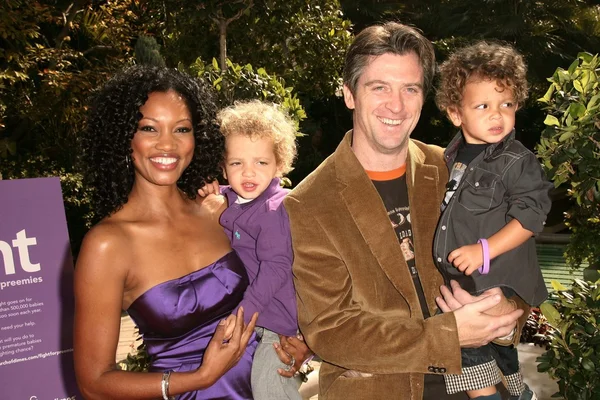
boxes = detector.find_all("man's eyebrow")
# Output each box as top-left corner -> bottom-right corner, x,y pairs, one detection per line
404,82 -> 424,89
363,80 -> 424,89
364,80 -> 389,87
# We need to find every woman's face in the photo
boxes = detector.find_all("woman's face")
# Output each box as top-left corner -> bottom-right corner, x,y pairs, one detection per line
130,90 -> 195,188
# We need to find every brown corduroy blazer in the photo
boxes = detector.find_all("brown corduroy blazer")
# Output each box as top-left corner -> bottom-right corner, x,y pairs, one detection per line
285,132 -> 462,400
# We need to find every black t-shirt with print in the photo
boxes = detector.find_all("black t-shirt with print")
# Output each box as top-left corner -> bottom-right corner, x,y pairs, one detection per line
372,174 -> 431,319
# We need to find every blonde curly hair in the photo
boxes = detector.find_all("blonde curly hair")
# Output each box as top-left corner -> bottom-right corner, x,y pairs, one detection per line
218,100 -> 298,176
436,41 -> 528,115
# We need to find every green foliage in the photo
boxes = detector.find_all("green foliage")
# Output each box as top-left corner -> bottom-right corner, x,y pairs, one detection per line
537,279 -> 600,399
563,207 -> 600,273
188,57 -> 307,126
537,53 -> 600,205
228,0 -> 352,99
536,53 -> 600,270
134,36 -> 166,67
0,0 -> 140,160
117,327 -> 151,372
143,0 -> 352,99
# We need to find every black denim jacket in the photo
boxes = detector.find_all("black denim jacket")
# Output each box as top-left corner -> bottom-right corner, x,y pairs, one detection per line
433,130 -> 552,306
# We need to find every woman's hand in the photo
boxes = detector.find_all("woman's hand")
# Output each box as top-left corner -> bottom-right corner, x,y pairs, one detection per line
274,334 -> 314,377
196,307 -> 258,386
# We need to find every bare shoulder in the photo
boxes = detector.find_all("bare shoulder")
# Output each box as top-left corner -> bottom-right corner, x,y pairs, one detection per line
79,219 -> 130,257
75,218 -> 132,281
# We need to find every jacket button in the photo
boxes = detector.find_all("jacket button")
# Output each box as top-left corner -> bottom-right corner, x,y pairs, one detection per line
437,257 -> 442,262
441,225 -> 446,230
440,367 -> 447,373
475,182 -> 480,187
428,366 -> 435,372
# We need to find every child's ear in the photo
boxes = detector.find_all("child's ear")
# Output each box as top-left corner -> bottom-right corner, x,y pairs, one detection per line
446,106 -> 463,128
276,164 -> 284,178
221,166 -> 228,180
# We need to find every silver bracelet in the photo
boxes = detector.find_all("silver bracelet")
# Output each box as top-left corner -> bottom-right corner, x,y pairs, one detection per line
161,370 -> 174,400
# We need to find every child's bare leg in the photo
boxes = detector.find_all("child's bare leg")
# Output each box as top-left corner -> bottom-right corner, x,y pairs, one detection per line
467,386 -> 499,399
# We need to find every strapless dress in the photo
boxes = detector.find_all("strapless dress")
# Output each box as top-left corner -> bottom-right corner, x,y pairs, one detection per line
127,251 -> 257,399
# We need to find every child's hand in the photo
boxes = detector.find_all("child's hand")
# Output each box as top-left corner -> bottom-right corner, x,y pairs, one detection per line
198,180 -> 221,197
448,243 -> 484,276
222,313 -> 237,341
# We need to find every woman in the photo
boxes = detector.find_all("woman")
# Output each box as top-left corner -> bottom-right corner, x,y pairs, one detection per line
75,66 -> 260,399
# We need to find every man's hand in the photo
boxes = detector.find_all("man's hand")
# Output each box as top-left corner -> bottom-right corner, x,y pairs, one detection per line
198,180 -> 221,197
437,280 -> 502,310
436,280 -> 523,348
448,243 -> 483,276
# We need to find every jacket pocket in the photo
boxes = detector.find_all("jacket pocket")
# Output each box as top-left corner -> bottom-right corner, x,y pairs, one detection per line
457,169 -> 499,212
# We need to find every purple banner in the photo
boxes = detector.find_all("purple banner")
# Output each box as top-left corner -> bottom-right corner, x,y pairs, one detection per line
0,177 -> 80,400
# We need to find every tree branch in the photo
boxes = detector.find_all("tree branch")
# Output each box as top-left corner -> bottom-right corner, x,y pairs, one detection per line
211,0 -> 254,70
55,0 -> 89,50
82,45 -> 113,57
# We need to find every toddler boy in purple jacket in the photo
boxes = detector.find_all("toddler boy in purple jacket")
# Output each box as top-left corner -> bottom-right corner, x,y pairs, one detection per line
201,100 -> 302,399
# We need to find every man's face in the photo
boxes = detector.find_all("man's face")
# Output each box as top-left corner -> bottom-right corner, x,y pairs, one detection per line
343,52 -> 425,164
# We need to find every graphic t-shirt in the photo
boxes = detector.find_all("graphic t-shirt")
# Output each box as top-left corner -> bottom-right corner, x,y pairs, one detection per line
368,166 -> 430,319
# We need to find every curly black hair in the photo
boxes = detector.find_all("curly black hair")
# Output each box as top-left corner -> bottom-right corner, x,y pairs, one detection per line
436,41 -> 528,114
81,65 -> 224,221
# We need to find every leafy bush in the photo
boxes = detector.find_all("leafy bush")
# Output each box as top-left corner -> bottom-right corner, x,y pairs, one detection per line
520,308 -> 552,348
134,36 -> 166,67
536,53 -> 600,272
188,57 -> 306,127
537,280 -> 600,399
117,327 -> 150,372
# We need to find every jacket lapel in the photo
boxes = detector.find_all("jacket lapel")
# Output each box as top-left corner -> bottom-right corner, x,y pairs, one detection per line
407,141 -> 445,313
334,132 -> 418,308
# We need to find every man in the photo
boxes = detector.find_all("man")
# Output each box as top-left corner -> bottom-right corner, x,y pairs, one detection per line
284,22 -> 525,400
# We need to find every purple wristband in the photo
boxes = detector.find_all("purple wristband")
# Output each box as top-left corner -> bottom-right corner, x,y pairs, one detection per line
478,238 -> 490,274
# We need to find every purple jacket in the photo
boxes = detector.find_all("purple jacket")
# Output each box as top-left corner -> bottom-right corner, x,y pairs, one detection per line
221,178 -> 298,336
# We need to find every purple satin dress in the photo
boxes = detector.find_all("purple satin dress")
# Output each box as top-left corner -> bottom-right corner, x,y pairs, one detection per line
127,251 -> 257,399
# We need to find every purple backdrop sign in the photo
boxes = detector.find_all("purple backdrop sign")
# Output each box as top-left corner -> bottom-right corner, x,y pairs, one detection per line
0,177 -> 80,400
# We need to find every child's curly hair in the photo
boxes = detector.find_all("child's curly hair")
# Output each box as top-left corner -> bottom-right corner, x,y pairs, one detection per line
436,41 -> 528,114
218,100 -> 298,176
81,65 -> 223,221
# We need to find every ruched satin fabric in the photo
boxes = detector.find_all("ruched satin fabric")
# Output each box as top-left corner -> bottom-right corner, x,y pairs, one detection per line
127,251 -> 257,399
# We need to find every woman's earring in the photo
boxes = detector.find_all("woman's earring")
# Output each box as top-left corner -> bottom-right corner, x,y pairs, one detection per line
125,154 -> 132,174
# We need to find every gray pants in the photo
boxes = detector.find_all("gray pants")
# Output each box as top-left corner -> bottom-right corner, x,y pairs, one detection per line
251,327 -> 302,400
